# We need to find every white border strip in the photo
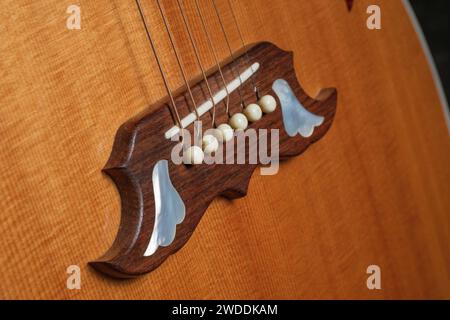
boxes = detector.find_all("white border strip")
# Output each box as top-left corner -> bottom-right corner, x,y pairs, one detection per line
402,0 -> 450,132
165,62 -> 260,139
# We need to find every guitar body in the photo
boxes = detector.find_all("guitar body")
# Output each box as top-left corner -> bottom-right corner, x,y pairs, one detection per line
1,0 -> 449,299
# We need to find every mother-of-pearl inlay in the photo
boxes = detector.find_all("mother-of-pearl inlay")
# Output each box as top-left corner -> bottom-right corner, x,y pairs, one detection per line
144,160 -> 185,256
272,79 -> 324,138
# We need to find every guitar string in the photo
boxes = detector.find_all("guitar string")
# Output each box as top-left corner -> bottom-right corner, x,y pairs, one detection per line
227,0 -> 259,99
176,0 -> 219,127
194,0 -> 231,117
211,0 -> 246,109
156,0 -> 201,121
138,0 -> 251,134
135,0 -> 183,132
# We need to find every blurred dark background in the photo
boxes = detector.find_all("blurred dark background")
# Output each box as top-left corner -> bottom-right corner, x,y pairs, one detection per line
410,0 -> 450,105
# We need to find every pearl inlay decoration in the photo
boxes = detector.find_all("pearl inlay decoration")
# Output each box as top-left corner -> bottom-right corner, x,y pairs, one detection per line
144,160 -> 185,256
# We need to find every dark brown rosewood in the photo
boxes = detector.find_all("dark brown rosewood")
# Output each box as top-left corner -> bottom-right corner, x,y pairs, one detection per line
89,42 -> 338,278
346,0 -> 354,11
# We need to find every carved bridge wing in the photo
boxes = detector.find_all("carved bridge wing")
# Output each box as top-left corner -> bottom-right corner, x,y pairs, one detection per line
89,42 -> 337,278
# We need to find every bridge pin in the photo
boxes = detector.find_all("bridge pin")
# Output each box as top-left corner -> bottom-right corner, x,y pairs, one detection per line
217,124 -> 234,142
229,113 -> 248,130
183,146 -> 204,165
202,135 -> 219,154
259,95 -> 277,113
243,103 -> 263,122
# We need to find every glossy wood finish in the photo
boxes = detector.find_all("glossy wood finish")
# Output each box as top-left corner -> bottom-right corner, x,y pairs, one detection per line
0,0 -> 449,298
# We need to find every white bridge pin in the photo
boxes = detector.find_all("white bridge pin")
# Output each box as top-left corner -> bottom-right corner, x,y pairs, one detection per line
202,135 -> 219,154
259,95 -> 277,113
244,103 -> 263,122
217,124 -> 234,142
229,113 -> 248,130
183,146 -> 204,165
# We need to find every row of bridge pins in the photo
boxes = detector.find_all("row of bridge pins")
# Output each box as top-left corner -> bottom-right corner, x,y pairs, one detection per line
183,94 -> 278,165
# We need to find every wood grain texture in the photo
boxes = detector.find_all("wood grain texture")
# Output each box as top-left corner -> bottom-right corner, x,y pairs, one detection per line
0,0 -> 449,299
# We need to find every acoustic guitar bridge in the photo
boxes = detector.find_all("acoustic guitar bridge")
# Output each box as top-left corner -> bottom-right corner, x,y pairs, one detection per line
90,42 -> 337,278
